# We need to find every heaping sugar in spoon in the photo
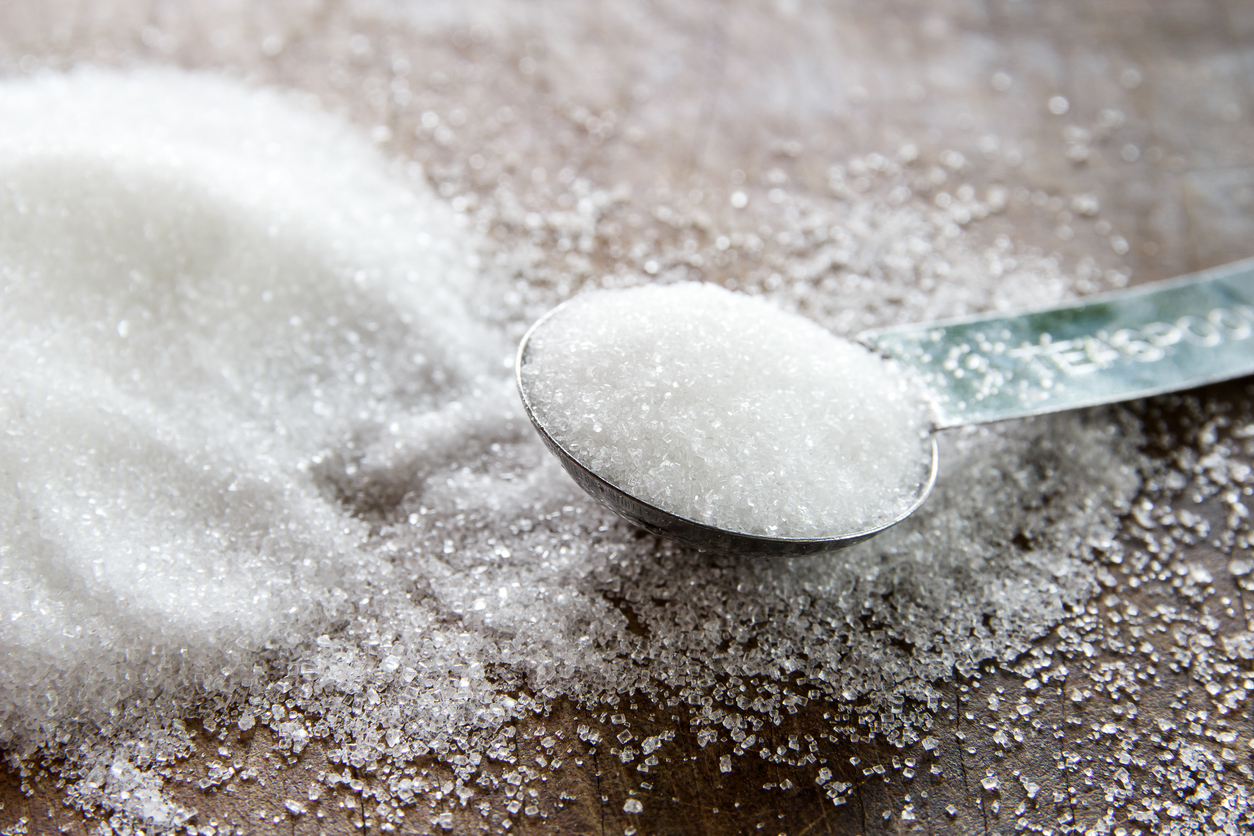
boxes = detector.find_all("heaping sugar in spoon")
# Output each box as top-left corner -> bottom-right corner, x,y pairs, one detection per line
518,282 -> 935,540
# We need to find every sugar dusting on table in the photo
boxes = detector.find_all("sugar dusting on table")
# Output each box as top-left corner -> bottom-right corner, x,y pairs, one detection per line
4,62 -> 1248,835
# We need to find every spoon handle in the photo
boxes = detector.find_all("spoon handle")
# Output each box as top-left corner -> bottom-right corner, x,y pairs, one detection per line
859,257 -> 1254,429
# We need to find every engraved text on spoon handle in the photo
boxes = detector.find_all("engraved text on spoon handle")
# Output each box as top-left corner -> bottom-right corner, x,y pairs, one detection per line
860,258 -> 1254,428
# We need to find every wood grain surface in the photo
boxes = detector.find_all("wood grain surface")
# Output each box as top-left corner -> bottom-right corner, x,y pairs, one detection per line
2,1 -> 1253,834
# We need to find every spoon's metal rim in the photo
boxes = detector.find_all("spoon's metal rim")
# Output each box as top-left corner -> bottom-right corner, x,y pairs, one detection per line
515,300 -> 940,558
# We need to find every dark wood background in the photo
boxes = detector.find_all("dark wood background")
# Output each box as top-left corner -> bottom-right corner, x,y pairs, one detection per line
2,1 -> 1253,833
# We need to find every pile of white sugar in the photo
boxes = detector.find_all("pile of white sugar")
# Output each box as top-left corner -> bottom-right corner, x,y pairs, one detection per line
520,284 -> 934,538
0,68 -> 506,756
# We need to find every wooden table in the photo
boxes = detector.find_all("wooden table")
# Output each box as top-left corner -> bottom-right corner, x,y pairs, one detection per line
2,1 -> 1253,833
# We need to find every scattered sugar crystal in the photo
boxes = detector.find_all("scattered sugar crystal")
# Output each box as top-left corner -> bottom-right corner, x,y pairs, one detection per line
0,18 -> 1218,834
520,284 -> 933,538
623,798 -> 644,814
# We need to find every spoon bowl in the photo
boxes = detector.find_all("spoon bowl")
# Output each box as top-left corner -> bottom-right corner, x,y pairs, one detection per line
515,304 -> 940,557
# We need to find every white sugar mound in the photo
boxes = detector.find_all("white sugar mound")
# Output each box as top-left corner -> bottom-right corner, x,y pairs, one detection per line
0,68 -> 508,752
520,284 -> 934,538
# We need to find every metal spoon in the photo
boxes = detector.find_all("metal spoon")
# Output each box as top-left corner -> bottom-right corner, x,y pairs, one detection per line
517,258 -> 1254,557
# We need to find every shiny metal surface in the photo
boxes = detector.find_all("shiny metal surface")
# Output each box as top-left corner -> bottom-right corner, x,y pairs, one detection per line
861,258 -> 1254,428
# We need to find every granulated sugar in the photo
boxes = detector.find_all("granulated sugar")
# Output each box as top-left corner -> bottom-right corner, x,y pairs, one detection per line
520,283 -> 933,537
0,67 -> 509,754
0,65 -> 1182,834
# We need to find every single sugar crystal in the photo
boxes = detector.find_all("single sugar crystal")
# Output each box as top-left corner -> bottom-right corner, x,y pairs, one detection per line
520,283 -> 934,538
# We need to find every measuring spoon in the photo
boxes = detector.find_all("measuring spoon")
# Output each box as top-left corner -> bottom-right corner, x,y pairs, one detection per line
517,258 -> 1254,556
